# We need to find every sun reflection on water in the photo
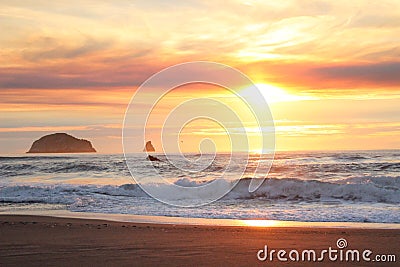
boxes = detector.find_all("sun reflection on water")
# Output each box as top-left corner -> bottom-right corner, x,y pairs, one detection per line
239,219 -> 279,227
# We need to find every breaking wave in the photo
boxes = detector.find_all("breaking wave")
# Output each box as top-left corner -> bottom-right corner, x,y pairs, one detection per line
1,176 -> 399,205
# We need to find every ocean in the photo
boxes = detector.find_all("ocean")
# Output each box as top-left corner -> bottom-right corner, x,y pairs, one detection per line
0,150 -> 399,223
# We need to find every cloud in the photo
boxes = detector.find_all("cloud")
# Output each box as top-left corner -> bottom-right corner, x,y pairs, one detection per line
349,14 -> 400,28
240,60 -> 400,91
0,59 -> 163,89
21,36 -> 113,62
2,0 -> 400,91
311,61 -> 400,87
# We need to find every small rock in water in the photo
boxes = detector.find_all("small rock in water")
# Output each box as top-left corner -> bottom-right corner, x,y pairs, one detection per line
147,155 -> 161,161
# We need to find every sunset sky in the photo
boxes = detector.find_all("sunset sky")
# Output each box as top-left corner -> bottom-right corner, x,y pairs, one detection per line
1,0 -> 399,153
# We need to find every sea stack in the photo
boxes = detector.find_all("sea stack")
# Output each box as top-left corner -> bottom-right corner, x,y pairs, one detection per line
143,141 -> 155,152
27,133 -> 96,153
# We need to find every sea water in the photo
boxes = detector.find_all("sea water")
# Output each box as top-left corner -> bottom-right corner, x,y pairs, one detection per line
0,150 -> 399,223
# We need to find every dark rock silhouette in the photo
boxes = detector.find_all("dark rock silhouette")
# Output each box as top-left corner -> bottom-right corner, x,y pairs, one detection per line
147,155 -> 161,161
143,141 -> 155,152
27,133 -> 96,153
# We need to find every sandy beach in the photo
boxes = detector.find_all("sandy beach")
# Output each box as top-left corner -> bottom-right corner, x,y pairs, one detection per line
0,215 -> 398,266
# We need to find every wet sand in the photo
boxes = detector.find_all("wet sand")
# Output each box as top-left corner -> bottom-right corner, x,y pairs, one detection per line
0,215 -> 398,266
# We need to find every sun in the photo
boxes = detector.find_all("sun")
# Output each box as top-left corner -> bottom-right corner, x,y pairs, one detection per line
241,83 -> 316,104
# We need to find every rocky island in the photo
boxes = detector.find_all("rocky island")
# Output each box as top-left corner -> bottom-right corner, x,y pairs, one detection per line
27,133 -> 96,153
143,141 -> 155,152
